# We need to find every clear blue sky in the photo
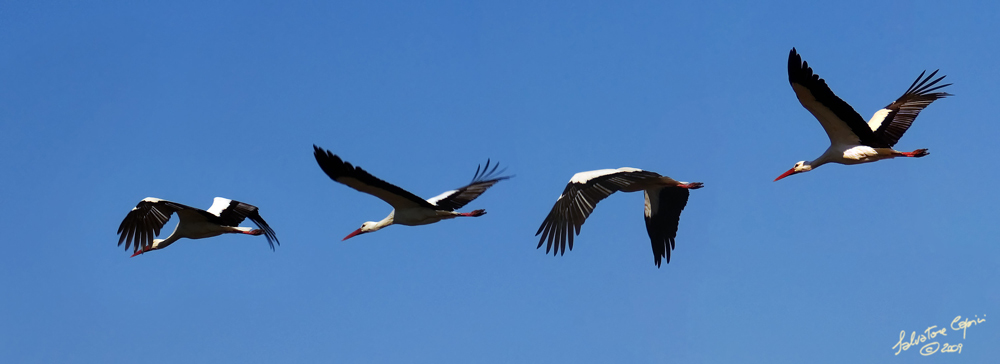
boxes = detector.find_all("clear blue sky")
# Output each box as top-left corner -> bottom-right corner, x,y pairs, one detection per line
1,1 -> 996,363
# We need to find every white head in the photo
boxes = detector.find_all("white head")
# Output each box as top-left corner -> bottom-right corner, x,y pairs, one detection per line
343,221 -> 380,240
774,161 -> 813,181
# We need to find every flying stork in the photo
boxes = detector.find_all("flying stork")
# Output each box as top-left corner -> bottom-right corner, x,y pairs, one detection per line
313,145 -> 511,240
775,47 -> 952,181
535,168 -> 703,267
117,197 -> 279,257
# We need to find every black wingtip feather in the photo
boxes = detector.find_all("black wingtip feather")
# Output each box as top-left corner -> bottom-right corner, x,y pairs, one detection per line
906,70 -> 928,93
470,158 -> 510,184
313,145 -> 348,179
249,212 -> 280,251
566,224 -> 574,251
905,69 -> 952,96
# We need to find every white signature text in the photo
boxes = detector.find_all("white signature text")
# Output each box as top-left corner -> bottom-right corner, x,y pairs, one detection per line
892,314 -> 985,356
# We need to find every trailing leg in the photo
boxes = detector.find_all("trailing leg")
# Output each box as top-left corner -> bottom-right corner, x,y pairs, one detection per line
460,209 -> 486,217
896,149 -> 929,158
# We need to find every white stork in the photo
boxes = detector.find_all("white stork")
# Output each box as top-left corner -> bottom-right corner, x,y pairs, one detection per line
117,197 -> 279,257
775,48 -> 952,181
313,145 -> 511,240
535,168 -> 703,267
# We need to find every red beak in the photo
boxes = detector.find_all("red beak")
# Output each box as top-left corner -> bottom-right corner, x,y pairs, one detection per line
343,228 -> 364,241
130,249 -> 146,258
774,168 -> 797,182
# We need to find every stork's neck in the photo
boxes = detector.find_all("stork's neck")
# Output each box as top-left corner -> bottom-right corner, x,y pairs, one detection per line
803,159 -> 823,170
151,234 -> 181,251
808,149 -> 836,169
372,211 -> 395,231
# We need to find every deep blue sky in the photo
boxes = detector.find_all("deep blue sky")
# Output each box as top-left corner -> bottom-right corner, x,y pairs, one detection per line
1,1 -> 996,363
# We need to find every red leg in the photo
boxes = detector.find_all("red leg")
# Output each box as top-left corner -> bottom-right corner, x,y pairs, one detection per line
679,182 -> 704,189
460,209 -> 487,217
899,149 -> 929,158
243,229 -> 264,236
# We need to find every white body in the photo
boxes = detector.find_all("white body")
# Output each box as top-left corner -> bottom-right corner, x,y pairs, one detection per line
152,209 -> 255,250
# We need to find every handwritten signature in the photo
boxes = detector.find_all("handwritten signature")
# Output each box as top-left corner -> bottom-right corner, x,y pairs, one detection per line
893,315 -> 986,356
